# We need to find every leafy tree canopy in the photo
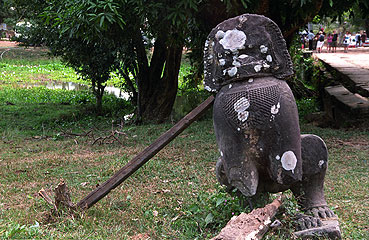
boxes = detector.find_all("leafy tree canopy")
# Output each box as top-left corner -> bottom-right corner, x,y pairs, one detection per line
7,0 -> 366,122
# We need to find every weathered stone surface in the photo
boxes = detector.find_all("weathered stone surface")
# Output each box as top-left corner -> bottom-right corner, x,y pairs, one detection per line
317,53 -> 369,97
205,14 -> 337,235
293,219 -> 342,239
203,14 -> 293,92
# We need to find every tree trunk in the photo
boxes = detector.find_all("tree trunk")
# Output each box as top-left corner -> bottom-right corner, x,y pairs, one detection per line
134,27 -> 182,123
92,79 -> 105,115
139,44 -> 182,123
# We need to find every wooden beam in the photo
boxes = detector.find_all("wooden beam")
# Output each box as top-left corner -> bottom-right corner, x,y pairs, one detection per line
212,195 -> 284,240
77,95 -> 215,209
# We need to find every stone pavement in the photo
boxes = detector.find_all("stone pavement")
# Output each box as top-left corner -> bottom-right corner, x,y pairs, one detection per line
314,47 -> 369,123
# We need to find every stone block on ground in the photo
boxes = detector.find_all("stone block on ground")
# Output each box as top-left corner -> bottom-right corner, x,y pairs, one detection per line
293,219 -> 341,239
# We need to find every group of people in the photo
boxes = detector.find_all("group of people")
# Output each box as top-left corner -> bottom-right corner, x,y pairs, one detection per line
303,29 -> 367,53
342,31 -> 367,52
306,29 -> 338,53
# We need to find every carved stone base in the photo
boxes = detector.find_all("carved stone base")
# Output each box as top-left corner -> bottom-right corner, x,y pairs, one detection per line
293,219 -> 342,239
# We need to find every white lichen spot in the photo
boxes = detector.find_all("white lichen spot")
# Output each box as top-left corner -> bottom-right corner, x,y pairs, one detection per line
204,40 -> 209,48
211,42 -> 215,47
229,84 -> 232,89
223,69 -> 227,75
238,54 -> 248,59
218,53 -> 222,58
237,111 -> 249,122
220,151 -> 224,157
271,102 -> 281,115
228,67 -> 238,77
239,15 -> 247,24
248,44 -> 253,48
248,78 -> 254,83
276,155 -> 280,160
263,63 -> 270,68
271,105 -> 278,114
254,64 -> 262,72
219,29 -> 246,51
215,30 -> 225,40
204,85 -> 212,92
234,97 -> 250,112
219,59 -> 226,66
208,55 -> 213,60
212,78 -> 215,82
251,171 -> 255,176
266,55 -> 273,62
237,128 -> 241,131
318,160 -> 324,168
232,60 -> 241,67
281,151 -> 297,173
260,45 -> 268,53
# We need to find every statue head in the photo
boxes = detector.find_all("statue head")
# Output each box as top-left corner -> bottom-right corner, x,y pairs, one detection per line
203,14 -> 294,92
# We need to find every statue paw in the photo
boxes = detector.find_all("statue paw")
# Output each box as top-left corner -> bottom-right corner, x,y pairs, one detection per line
295,213 -> 322,231
305,206 -> 336,219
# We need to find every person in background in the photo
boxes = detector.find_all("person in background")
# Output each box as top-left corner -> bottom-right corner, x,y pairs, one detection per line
307,30 -> 315,50
316,31 -> 325,53
361,31 -> 367,45
355,32 -> 361,47
343,31 -> 351,53
332,30 -> 338,53
327,33 -> 333,52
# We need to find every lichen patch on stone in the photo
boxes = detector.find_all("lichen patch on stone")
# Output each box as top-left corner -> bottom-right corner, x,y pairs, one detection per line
318,160 -> 324,168
238,111 -> 249,122
271,102 -> 281,115
228,67 -> 238,77
281,151 -> 297,173
219,29 -> 246,51
234,97 -> 250,112
232,60 -> 241,67
266,55 -> 272,62
260,45 -> 268,53
215,30 -> 225,40
254,65 -> 262,72
219,59 -> 226,66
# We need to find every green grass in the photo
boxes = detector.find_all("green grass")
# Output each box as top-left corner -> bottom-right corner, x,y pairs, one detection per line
1,48 -> 81,85
1,45 -> 368,239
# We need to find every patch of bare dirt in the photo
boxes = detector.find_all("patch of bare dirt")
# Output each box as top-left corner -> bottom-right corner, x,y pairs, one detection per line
130,233 -> 150,240
0,40 -> 19,48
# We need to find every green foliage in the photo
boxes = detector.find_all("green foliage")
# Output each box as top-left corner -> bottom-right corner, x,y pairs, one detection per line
1,221 -> 40,239
172,187 -> 254,238
296,98 -> 320,119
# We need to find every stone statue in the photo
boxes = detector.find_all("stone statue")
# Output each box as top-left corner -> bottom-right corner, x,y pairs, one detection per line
203,14 -> 335,230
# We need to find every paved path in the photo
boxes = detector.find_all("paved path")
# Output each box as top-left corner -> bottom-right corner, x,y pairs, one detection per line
314,47 -> 369,122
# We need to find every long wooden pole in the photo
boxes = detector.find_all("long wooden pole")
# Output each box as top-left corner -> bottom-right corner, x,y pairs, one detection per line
77,95 -> 215,209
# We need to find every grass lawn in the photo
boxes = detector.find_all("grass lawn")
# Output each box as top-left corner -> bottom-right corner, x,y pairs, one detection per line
0,44 -> 368,239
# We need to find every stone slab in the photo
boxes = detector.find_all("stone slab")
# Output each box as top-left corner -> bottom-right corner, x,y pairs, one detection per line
293,219 -> 341,239
325,85 -> 369,111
